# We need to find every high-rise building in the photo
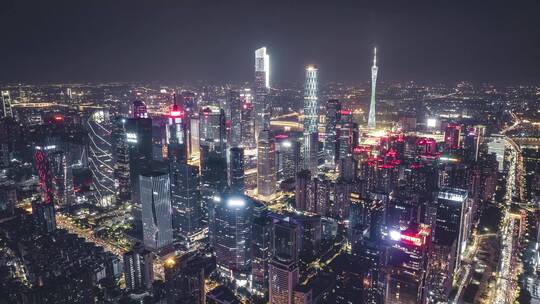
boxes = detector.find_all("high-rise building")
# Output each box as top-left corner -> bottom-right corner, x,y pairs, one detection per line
251,213 -> 272,299
240,99 -> 256,148
86,110 -> 116,207
324,99 -> 341,165
164,253 -> 206,304
303,66 -> 319,176
123,244 -> 154,292
368,47 -> 378,128
112,117 -> 131,203
295,170 -> 311,212
140,169 -> 173,250
444,123 -> 461,150
276,135 -> 300,181
254,47 -> 270,136
303,66 -> 319,134
228,91 -> 242,148
0,90 -> 13,119
214,193 -> 253,285
257,129 -> 276,197
434,188 -> 471,272
170,161 -> 203,250
167,96 -> 189,162
385,223 -> 432,304
132,100 -> 149,119
269,220 -> 300,304
228,147 -> 245,193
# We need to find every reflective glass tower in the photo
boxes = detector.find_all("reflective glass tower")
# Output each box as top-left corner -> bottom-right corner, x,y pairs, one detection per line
254,47 -> 270,137
140,170 -> 173,250
368,47 -> 378,128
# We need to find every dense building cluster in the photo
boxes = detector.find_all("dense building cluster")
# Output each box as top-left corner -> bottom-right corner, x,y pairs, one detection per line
0,46 -> 539,304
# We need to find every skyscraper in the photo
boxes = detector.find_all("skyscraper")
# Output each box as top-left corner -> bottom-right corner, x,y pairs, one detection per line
368,47 -> 378,129
257,129 -> 276,197
254,47 -> 270,136
140,170 -> 173,250
303,66 -> 319,134
303,66 -> 319,176
269,220 -> 300,304
214,194 -> 253,285
113,117 -> 131,203
276,135 -> 300,181
0,90 -> 13,119
228,147 -> 245,193
123,243 -> 154,292
228,91 -> 242,148
86,110 -> 116,207
324,99 -> 341,165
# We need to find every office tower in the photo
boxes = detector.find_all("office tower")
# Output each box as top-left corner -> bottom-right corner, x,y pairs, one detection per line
0,90 -> 13,119
276,135 -> 300,181
368,47 -> 378,128
228,147 -> 245,193
35,148 -> 55,205
199,106 -> 227,157
167,96 -> 189,162
123,244 -> 155,292
295,170 -> 311,212
290,213 -> 322,261
214,194 -> 253,284
32,199 -> 56,233
86,109 -> 115,207
444,123 -> 461,150
228,91 -> 242,147
332,179 -> 354,220
463,125 -> 485,162
336,111 -> 358,162
269,220 -> 300,304
324,99 -> 341,165
170,162 -> 203,250
167,96 -> 204,250
257,129 -> 276,197
251,214 -> 272,299
112,117 -> 130,202
240,100 -> 256,148
487,134 -> 507,172
254,47 -> 270,136
140,170 -> 173,250
132,100 -> 148,119
199,106 -> 228,246
126,112 -> 153,203
434,188 -> 471,272
385,223 -> 431,304
164,253 -> 206,304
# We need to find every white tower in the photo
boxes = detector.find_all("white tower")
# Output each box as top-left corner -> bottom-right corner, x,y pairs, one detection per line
368,47 -> 378,129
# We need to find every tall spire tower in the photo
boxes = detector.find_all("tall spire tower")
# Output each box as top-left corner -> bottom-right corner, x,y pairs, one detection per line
368,47 -> 378,129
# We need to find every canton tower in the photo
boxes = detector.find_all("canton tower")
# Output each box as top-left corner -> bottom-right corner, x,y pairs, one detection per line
368,47 -> 378,129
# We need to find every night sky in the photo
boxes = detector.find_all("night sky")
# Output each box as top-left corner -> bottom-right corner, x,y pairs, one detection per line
0,0 -> 539,84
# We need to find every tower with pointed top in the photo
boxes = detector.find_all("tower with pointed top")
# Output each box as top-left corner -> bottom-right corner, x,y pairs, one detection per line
368,47 -> 378,129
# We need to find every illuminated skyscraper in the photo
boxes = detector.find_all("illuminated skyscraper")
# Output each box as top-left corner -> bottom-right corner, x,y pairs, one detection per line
368,47 -> 378,129
86,110 -> 116,207
214,194 -> 253,285
228,147 -> 245,193
254,47 -> 270,136
0,90 -> 13,119
228,91 -> 242,148
303,66 -> 319,134
257,129 -> 276,197
303,66 -> 319,176
140,170 -> 173,250
324,99 -> 341,165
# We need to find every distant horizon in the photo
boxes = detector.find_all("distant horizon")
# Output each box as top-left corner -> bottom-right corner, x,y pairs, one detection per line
0,1 -> 539,83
